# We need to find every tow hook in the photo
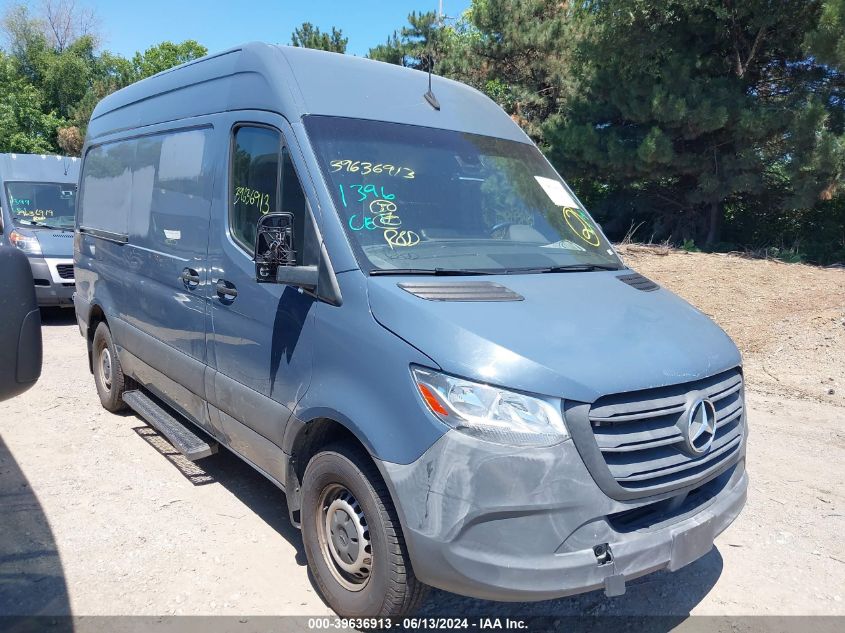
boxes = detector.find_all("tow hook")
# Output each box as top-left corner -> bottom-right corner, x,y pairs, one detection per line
594,543 -> 626,597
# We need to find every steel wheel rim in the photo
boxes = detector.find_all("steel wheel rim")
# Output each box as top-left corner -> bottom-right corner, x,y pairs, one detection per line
99,347 -> 113,390
316,483 -> 372,591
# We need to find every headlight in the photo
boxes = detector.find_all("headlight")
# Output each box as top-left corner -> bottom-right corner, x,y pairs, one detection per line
412,366 -> 569,447
9,229 -> 42,255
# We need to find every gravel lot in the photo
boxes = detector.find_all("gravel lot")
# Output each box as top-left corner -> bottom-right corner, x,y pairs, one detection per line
1,250 -> 843,620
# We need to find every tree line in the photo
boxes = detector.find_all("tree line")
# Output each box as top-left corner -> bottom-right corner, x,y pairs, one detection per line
0,1 -> 207,156
303,1 -> 845,264
4,1 -> 842,263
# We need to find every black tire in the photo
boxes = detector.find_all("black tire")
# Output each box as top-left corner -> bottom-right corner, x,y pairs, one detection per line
301,443 -> 428,617
92,322 -> 132,412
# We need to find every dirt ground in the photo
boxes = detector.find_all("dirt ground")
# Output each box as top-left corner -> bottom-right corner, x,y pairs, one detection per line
617,246 -> 845,409
0,249 -> 843,620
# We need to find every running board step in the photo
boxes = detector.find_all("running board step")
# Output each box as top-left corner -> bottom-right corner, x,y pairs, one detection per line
122,390 -> 218,461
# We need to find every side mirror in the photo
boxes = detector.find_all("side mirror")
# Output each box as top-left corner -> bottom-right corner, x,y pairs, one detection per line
276,264 -> 318,291
0,246 -> 42,402
254,212 -> 319,291
254,212 -> 296,283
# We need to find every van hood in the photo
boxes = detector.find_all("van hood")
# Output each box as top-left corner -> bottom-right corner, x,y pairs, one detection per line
367,270 -> 741,403
33,229 -> 74,258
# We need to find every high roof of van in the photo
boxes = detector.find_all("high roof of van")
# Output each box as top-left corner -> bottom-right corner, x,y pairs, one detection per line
88,43 -> 528,144
0,153 -> 80,182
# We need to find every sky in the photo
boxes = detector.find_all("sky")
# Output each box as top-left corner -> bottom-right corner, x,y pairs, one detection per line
90,0 -> 473,59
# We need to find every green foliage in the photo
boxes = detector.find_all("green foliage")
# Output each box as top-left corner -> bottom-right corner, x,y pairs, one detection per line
369,0 -> 845,264
543,1 -> 844,247
367,11 -> 443,70
130,40 -> 207,80
0,0 -> 208,155
0,52 -> 64,153
805,0 -> 845,67
0,1 -> 839,264
453,1 -> 580,142
367,32 -> 405,66
42,36 -> 98,118
681,238 -> 700,253
290,23 -> 347,53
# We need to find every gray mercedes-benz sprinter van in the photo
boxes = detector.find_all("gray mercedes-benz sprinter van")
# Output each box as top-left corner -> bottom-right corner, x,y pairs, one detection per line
0,154 -> 80,307
74,43 -> 748,617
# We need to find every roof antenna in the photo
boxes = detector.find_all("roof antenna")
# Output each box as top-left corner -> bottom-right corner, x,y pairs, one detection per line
424,0 -> 443,111
424,58 -> 440,110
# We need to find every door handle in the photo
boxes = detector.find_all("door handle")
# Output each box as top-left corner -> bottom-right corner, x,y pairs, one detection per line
180,268 -> 200,289
215,279 -> 238,301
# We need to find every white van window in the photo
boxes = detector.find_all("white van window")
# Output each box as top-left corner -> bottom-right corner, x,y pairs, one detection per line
6,182 -> 77,230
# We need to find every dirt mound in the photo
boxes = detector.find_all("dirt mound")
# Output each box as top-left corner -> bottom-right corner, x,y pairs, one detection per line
618,246 -> 845,406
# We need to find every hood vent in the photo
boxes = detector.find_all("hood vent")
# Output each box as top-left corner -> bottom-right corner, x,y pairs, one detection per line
617,272 -> 659,292
398,281 -> 524,302
52,233 -> 73,238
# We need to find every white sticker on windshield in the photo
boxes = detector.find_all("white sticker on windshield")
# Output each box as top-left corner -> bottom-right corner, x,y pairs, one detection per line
163,229 -> 181,240
541,239 -> 586,252
534,176 -> 579,208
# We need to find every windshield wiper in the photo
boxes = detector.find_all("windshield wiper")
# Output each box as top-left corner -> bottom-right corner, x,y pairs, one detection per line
17,218 -> 64,230
528,263 -> 624,273
370,268 -> 496,276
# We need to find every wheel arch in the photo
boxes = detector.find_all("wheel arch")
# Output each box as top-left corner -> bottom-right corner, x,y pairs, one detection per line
283,414 -> 401,532
84,303 -> 109,374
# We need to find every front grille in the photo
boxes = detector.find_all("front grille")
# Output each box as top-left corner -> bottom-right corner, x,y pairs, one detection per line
588,369 -> 744,495
608,464 -> 736,532
56,264 -> 75,280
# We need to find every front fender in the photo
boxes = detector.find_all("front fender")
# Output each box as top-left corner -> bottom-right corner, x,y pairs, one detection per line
292,270 -> 448,465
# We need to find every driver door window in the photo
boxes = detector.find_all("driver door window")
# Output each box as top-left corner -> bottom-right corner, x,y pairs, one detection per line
231,126 -> 280,253
230,125 -> 313,265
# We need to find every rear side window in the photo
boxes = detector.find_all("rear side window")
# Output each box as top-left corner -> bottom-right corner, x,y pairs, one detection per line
79,140 -> 134,236
131,129 -> 212,256
231,126 -> 280,252
80,129 -> 213,253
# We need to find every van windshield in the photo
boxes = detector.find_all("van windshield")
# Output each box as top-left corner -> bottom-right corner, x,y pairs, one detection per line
6,182 -> 77,230
305,116 -> 621,274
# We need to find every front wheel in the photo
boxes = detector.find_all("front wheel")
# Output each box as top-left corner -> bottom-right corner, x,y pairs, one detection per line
301,444 -> 428,617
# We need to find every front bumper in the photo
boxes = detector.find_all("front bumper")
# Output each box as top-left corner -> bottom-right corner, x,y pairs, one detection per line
380,431 -> 747,602
29,257 -> 75,307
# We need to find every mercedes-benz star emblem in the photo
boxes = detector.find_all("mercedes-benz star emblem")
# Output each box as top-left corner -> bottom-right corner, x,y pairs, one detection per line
683,398 -> 717,455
